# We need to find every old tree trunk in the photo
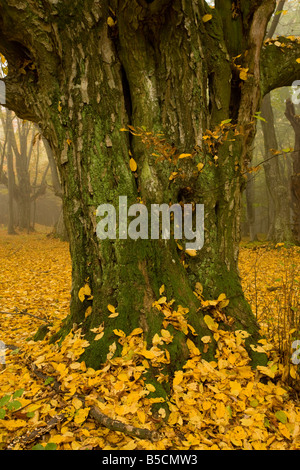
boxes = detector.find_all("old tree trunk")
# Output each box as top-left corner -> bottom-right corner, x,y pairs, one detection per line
1,0 -> 300,391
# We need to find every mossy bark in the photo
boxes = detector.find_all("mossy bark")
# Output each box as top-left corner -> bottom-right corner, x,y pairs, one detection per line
0,0 -> 286,379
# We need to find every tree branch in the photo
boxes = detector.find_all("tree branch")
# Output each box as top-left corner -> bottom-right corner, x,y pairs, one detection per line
5,357 -> 161,449
0,308 -> 49,323
260,36 -> 300,96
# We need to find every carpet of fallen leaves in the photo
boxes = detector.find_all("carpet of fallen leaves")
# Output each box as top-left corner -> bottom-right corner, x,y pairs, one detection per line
0,228 -> 300,450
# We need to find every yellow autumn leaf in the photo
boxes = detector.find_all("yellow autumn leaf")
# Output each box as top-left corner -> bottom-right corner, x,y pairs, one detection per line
204,314 -> 218,331
185,249 -> 197,257
26,403 -> 42,413
257,365 -> 275,378
117,372 -> 128,381
149,397 -> 165,404
78,287 -> 86,302
146,383 -> 156,392
197,162 -> 204,172
178,153 -> 192,159
137,410 -> 146,424
69,362 -> 81,369
168,411 -> 180,425
169,171 -> 178,181
72,397 -> 83,410
106,342 -> 116,360
173,370 -> 184,386
186,338 -> 201,357
107,16 -> 115,27
56,362 -> 67,375
74,407 -> 90,425
71,441 -> 82,450
2,419 -> 27,430
85,306 -> 92,318
78,284 -> 91,302
129,157 -> 137,172
215,401 -> 226,419
121,440 -> 137,451
202,401 -> 211,411
230,380 -> 242,396
250,344 -> 265,353
202,14 -> 212,22
107,304 -> 115,313
159,284 -> 165,295
201,335 -> 211,344
217,293 -> 227,302
296,58 -> 300,63
113,329 -> 126,337
108,311 -> 119,318
161,329 -> 173,342
278,422 -> 290,439
129,327 -> 143,336
239,68 -> 248,81
94,332 -> 104,341
140,349 -> 156,359
290,366 -> 298,379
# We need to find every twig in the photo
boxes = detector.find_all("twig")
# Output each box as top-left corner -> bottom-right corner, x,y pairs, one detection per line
6,414 -> 65,450
89,406 -> 160,441
6,358 -> 161,449
0,308 -> 49,323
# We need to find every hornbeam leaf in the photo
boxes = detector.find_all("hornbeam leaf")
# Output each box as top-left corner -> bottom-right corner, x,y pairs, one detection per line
129,158 -> 137,172
202,14 -> 212,22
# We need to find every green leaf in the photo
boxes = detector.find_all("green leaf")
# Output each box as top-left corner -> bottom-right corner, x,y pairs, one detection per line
264,417 -> 270,428
13,389 -> 24,399
10,348 -> 20,355
253,112 -> 267,122
32,444 -> 46,450
44,377 -> 54,386
7,400 -> 21,411
45,442 -> 57,450
0,408 -> 6,419
275,410 -> 288,424
0,394 -> 11,407
26,411 -> 35,418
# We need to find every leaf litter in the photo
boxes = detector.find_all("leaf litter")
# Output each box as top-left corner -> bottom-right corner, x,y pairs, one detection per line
0,229 -> 300,450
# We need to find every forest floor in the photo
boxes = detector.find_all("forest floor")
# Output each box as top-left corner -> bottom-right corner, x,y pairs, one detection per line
0,228 -> 300,450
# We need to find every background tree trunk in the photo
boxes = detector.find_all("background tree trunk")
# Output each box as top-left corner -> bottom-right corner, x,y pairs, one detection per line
6,109 -> 16,235
285,98 -> 300,244
259,0 -> 293,243
261,94 -> 293,243
245,171 -> 258,242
